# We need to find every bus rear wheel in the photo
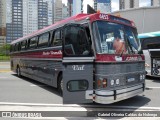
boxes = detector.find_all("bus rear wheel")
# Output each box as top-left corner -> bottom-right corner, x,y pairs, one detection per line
16,66 -> 21,77
58,74 -> 63,96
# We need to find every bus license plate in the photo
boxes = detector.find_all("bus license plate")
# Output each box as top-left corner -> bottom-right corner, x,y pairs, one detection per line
127,78 -> 135,82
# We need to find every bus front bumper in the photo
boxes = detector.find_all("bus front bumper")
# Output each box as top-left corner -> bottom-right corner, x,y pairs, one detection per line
94,83 -> 145,104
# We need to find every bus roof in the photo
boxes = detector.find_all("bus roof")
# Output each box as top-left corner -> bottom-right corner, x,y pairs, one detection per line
138,31 -> 160,39
11,13 -> 134,44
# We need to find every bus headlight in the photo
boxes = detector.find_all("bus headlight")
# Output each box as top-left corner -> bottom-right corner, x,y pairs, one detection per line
116,79 -> 120,85
102,78 -> 107,88
110,80 -> 114,85
97,78 -> 108,88
140,75 -> 143,80
140,74 -> 145,80
142,74 -> 145,79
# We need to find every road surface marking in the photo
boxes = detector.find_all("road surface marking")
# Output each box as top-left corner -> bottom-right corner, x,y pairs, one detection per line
0,77 -> 7,79
0,102 -> 160,110
146,87 -> 160,89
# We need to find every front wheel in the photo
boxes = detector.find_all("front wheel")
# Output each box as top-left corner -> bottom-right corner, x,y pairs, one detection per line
153,68 -> 159,75
58,74 -> 63,96
16,66 -> 21,77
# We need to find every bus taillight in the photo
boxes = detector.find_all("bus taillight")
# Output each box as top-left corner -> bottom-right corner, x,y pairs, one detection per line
97,79 -> 102,88
97,78 -> 107,88
102,79 -> 107,88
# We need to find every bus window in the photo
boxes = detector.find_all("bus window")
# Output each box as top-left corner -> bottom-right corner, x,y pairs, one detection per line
64,26 -> 91,56
10,45 -> 14,52
18,43 -> 21,51
38,33 -> 49,48
52,30 -> 62,46
28,37 -> 38,49
14,43 -> 18,51
21,40 -> 26,50
67,80 -> 88,92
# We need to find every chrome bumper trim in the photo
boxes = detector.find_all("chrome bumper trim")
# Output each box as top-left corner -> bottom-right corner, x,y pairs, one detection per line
94,84 -> 144,104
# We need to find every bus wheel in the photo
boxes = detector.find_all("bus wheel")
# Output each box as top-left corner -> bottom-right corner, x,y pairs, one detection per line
16,66 -> 21,77
58,74 -> 63,96
153,69 -> 159,75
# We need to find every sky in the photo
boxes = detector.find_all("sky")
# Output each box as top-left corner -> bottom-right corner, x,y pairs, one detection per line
62,0 -> 151,12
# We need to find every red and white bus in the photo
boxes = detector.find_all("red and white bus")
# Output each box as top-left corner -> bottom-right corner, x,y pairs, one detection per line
10,13 -> 145,104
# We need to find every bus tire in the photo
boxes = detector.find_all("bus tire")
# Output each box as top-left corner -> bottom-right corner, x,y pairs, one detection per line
16,66 -> 21,77
58,74 -> 63,96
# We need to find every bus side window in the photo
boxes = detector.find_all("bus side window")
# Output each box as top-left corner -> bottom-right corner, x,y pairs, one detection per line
10,44 -> 14,52
64,26 -> 91,56
52,29 -> 62,47
21,40 -> 27,50
38,32 -> 50,48
18,43 -> 21,51
28,37 -> 38,49
82,24 -> 92,45
14,43 -> 18,52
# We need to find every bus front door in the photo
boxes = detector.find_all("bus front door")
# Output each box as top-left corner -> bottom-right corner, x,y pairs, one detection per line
62,24 -> 94,104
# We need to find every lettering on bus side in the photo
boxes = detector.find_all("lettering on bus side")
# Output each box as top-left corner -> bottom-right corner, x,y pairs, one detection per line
72,65 -> 85,71
42,50 -> 62,56
125,56 -> 138,61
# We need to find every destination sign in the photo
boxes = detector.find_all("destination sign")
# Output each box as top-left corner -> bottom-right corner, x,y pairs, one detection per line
110,15 -> 131,25
98,14 -> 132,26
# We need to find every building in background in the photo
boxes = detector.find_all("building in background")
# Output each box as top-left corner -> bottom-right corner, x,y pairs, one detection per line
6,0 -> 23,43
72,0 -> 83,16
112,6 -> 160,34
54,0 -> 63,23
119,0 -> 139,10
151,0 -> 160,6
0,0 -> 7,46
23,0 -> 38,36
62,3 -> 69,19
119,0 -> 160,10
38,0 -> 48,29
0,0 -> 54,43
68,0 -> 73,16
38,0 -> 53,29
94,0 -> 111,13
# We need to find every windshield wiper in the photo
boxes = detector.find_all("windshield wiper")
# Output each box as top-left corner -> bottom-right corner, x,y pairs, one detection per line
120,49 -> 124,57
126,37 -> 135,54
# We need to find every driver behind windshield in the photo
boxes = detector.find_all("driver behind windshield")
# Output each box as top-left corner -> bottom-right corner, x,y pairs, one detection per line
113,31 -> 126,54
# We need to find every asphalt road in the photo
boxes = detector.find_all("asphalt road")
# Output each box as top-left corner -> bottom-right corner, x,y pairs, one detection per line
0,72 -> 62,104
0,63 -> 160,108
1,62 -> 160,119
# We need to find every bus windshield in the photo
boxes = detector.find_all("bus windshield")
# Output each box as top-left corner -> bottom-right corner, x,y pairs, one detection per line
93,21 -> 140,54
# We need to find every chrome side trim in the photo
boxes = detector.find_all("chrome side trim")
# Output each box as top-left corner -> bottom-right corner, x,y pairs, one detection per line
95,88 -> 143,104
149,49 -> 160,51
95,71 -> 145,76
85,90 -> 93,99
13,58 -> 62,61
95,90 -> 114,96
94,83 -> 144,104
117,84 -> 143,94
63,57 -> 94,63
117,88 -> 143,100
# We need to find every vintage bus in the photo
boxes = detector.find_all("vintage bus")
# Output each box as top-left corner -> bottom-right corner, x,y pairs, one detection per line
10,13 -> 145,104
139,31 -> 160,76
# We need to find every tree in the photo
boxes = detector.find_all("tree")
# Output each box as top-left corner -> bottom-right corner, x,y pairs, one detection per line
0,44 -> 10,56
